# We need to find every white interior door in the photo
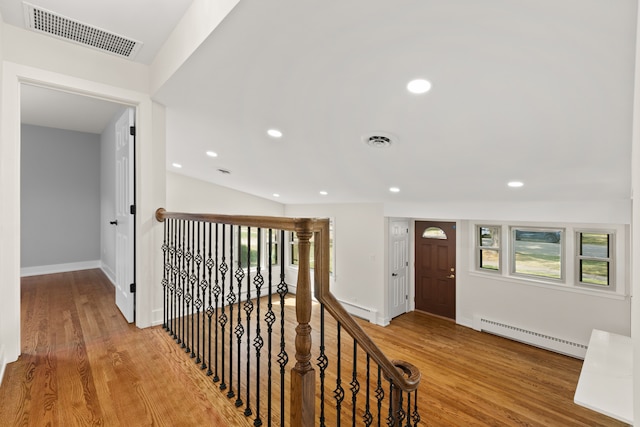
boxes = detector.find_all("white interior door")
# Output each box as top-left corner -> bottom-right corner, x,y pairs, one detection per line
389,219 -> 409,319
115,108 -> 135,323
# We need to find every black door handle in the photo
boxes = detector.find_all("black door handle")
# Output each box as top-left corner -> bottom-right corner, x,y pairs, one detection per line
110,220 -> 118,226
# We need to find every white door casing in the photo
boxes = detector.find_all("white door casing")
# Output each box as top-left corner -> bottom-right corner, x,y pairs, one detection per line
115,108 -> 135,323
389,219 -> 409,319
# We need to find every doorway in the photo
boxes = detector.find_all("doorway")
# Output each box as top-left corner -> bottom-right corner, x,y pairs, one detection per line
388,219 -> 409,319
20,85 -> 136,322
414,221 -> 456,320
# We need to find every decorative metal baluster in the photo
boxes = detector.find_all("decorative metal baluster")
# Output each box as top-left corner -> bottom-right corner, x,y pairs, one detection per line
227,225 -> 236,399
218,225 -> 228,391
265,229 -> 276,427
334,322 -> 345,427
177,219 -> 185,346
375,365 -> 384,427
253,228 -> 264,427
195,221 -> 204,365
351,339 -> 360,426
205,223 -> 215,375
363,354 -> 372,427
168,218 -> 177,337
243,228 -> 254,416
162,218 -> 169,330
187,221 -> 195,356
191,221 -> 202,363
387,382 -> 395,427
405,391 -> 412,427
233,228 -> 246,407
411,390 -> 420,426
317,304 -> 328,427
277,230 -> 289,427
212,224 -> 221,381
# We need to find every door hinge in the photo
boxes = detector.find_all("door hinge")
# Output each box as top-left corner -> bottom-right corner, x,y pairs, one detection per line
130,205 -> 136,215
130,126 -> 136,136
406,261 -> 409,266
130,283 -> 136,293
405,295 -> 408,300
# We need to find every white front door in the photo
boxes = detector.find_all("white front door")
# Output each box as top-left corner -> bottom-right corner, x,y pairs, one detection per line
388,219 -> 409,319
115,108 -> 135,322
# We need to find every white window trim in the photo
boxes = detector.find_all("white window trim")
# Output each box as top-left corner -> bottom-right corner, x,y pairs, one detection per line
469,221 -> 628,298
509,226 -> 566,283
475,224 -> 502,274
575,228 -> 616,292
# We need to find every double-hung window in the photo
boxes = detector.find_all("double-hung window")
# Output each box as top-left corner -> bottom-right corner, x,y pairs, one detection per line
577,231 -> 613,288
476,225 -> 500,272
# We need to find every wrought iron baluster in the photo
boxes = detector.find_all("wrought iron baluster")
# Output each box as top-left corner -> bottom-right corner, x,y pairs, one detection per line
205,222 -> 214,374
253,228 -> 264,427
351,338 -> 360,426
317,304 -> 328,427
218,225 -> 228,391
178,219 -> 186,347
161,218 -> 169,330
277,229 -> 289,427
227,225 -> 236,399
363,354 -> 372,427
242,227 -> 254,415
195,221 -> 204,365
265,229 -> 276,427
168,218 -> 177,337
387,382 -> 395,427
186,221 -> 195,356
233,227 -> 246,408
411,390 -> 420,426
376,365 -> 384,427
334,322 -> 344,427
212,223 -> 220,380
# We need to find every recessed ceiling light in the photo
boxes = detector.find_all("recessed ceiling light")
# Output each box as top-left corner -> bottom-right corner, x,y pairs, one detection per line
267,129 -> 283,138
273,193 -> 280,198
172,163 -> 182,168
319,191 -> 328,196
206,151 -> 218,157
389,187 -> 400,193
407,79 -> 432,94
508,181 -> 524,188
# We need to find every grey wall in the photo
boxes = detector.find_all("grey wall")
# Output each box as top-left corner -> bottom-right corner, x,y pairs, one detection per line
21,124 -> 101,267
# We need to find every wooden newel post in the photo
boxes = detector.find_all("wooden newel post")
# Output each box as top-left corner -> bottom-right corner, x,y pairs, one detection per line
290,221 -> 315,427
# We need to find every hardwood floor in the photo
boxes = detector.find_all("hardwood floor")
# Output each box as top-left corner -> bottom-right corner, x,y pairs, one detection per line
0,269 -> 625,426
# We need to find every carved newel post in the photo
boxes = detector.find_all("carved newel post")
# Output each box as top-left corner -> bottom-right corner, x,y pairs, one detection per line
290,220 -> 315,427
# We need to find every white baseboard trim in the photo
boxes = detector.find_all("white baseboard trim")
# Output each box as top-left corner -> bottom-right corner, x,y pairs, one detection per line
21,260 -> 101,277
337,299 -> 377,324
152,309 -> 164,327
100,263 -> 116,286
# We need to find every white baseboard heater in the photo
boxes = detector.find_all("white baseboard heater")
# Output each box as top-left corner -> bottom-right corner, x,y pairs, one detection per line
473,316 -> 588,359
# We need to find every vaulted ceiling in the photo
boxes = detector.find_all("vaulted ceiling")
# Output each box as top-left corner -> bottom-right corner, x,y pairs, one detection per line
4,0 -> 637,205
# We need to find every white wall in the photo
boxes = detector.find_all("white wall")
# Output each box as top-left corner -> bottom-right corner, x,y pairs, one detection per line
455,220 -> 631,348
21,125 -> 101,273
285,203 -> 387,324
0,9 -> 7,386
166,171 -> 284,216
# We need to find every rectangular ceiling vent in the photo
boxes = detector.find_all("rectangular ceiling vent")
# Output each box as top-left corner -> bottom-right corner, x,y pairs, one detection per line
23,2 -> 142,59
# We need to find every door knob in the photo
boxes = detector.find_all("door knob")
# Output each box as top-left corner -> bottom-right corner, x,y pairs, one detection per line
392,273 -> 398,277
110,220 -> 118,226
447,274 -> 455,279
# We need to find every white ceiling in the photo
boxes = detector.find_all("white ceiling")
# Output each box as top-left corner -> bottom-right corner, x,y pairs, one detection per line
4,0 -> 638,206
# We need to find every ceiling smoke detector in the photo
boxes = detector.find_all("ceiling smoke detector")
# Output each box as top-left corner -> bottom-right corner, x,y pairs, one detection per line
363,132 -> 396,149
22,2 -> 143,59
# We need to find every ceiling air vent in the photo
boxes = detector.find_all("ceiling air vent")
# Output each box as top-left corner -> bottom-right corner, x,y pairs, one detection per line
362,132 -> 397,149
23,2 -> 143,59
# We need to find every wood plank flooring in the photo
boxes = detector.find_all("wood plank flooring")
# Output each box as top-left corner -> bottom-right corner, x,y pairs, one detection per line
0,269 -> 626,426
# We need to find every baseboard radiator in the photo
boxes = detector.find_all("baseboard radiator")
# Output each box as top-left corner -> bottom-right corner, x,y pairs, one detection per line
473,316 -> 587,359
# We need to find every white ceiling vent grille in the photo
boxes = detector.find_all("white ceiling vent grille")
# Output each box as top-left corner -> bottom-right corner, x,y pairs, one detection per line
23,2 -> 142,59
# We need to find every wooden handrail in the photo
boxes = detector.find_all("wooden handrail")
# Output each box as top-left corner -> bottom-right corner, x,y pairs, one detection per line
155,208 -> 421,425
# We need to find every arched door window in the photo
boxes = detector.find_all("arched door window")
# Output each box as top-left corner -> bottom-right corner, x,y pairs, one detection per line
422,227 -> 447,239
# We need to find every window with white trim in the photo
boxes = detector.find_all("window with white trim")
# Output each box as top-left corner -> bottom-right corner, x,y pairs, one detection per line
476,225 -> 500,272
290,220 -> 334,275
511,227 -> 564,281
577,231 -> 613,288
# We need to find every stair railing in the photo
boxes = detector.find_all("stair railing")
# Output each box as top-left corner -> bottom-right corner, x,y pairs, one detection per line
155,208 -> 421,426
